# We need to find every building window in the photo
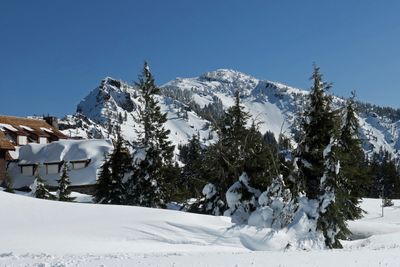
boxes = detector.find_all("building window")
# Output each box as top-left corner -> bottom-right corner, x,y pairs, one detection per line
46,163 -> 60,174
39,137 -> 48,144
18,135 -> 27,145
21,165 -> 34,176
71,161 -> 86,170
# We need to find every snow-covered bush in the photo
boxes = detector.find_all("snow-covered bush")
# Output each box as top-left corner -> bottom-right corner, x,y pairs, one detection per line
30,171 -> 55,200
224,173 -> 261,224
248,175 -> 297,229
199,183 -> 225,215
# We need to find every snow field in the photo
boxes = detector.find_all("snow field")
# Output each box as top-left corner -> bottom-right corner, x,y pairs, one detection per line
1,191 -> 400,266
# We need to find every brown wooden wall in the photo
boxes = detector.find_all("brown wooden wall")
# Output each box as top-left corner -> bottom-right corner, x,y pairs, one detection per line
0,150 -> 6,183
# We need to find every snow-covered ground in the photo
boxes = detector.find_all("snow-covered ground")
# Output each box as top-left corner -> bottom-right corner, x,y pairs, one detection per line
1,191 -> 400,266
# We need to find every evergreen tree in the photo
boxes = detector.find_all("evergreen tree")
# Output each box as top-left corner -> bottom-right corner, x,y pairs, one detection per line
109,131 -> 133,204
178,134 -> 206,200
297,65 -> 336,199
338,92 -> 369,220
126,62 -> 177,208
296,65 -> 347,248
94,131 -> 133,204
380,151 -> 397,204
216,90 -> 251,190
369,149 -> 397,205
195,91 -> 276,215
94,155 -> 112,203
317,139 -> 349,248
31,169 -> 55,200
57,163 -> 75,202
244,121 -> 279,190
199,91 -> 252,214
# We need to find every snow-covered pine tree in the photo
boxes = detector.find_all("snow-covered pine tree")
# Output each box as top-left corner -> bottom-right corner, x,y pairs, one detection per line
296,65 -> 347,248
297,65 -> 336,199
31,169 -> 55,200
248,174 -> 296,229
224,172 -> 261,224
126,62 -> 177,208
337,92 -> 369,220
57,163 -> 75,202
194,91 -> 276,215
94,129 -> 134,205
195,91 -> 251,215
194,182 -> 225,215
108,131 -> 132,204
317,138 -> 349,248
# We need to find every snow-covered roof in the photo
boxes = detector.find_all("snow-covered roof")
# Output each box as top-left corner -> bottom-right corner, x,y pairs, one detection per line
8,139 -> 113,188
20,125 -> 34,132
0,123 -> 18,132
40,127 -> 53,133
0,115 -> 68,139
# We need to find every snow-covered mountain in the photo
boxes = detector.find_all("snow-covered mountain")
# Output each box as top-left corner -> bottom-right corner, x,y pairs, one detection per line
59,69 -> 400,158
60,76 -> 215,153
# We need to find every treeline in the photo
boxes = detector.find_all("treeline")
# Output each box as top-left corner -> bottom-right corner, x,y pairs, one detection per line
93,63 -> 400,249
357,101 -> 400,123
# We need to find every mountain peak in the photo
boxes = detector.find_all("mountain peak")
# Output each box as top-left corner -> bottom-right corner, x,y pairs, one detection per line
163,69 -> 259,96
101,77 -> 123,90
199,69 -> 258,84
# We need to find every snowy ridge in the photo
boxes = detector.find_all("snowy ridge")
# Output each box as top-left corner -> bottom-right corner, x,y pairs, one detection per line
60,69 -> 400,158
62,77 -> 215,152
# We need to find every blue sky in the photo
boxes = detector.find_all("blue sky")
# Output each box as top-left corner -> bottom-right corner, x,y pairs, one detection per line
1,1 -> 400,117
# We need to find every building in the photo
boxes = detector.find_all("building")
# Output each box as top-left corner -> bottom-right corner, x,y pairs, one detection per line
0,115 -> 68,184
0,131 -> 16,182
7,139 -> 113,194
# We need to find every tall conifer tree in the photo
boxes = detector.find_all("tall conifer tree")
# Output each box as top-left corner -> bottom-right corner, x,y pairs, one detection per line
338,92 -> 369,220
296,65 -> 349,248
297,65 -> 336,198
126,62 -> 177,208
